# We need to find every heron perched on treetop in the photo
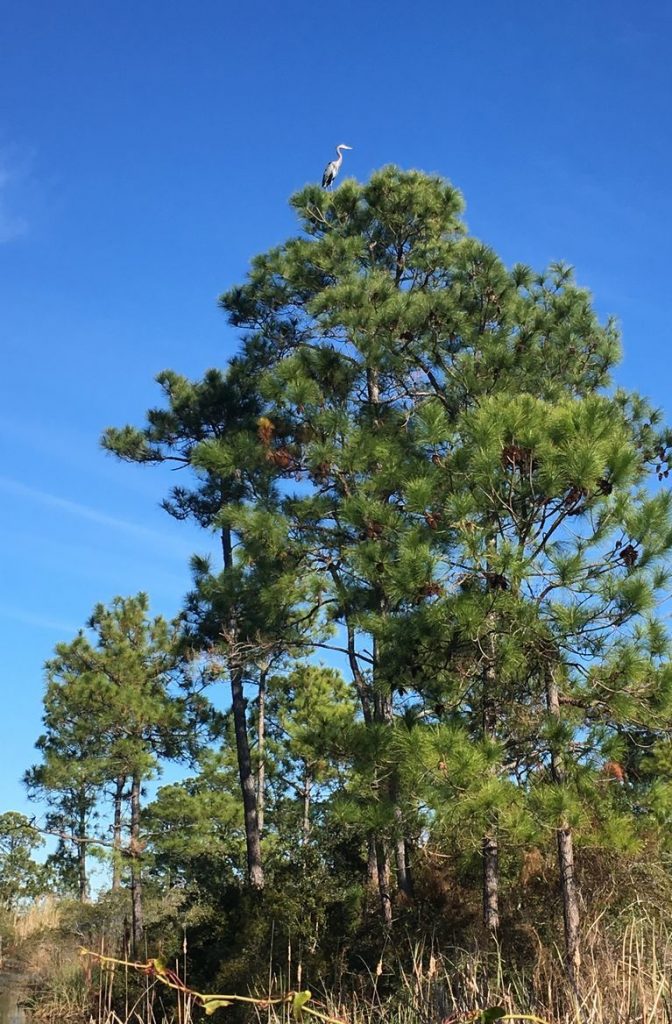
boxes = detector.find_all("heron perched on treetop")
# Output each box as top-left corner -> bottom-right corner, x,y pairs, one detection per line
322,144 -> 352,189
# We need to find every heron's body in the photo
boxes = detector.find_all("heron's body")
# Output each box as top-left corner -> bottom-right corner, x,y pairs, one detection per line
322,144 -> 352,189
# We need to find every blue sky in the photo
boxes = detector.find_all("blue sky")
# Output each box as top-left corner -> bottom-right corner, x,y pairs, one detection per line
1,0 -> 671,821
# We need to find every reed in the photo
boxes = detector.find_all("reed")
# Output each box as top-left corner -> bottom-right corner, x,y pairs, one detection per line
21,909 -> 672,1024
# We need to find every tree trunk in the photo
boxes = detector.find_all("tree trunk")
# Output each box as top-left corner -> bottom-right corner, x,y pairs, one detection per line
481,626 -> 500,933
77,803 -> 88,903
112,774 -> 124,892
231,667 -> 265,889
373,642 -> 411,913
376,841 -> 393,928
257,670 -> 267,837
129,773 -> 143,958
346,621 -> 373,724
557,825 -> 580,980
302,769 -> 312,844
367,836 -> 379,890
222,525 -> 264,890
547,670 -> 581,980
339,598 -> 399,919
394,830 -> 412,898
367,366 -> 380,405
391,779 -> 413,898
482,834 -> 499,932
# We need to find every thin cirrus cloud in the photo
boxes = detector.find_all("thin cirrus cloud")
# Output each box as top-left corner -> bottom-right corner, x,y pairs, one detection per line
0,474 -> 196,557
0,414 -> 163,500
0,604 -> 78,634
0,158 -> 28,243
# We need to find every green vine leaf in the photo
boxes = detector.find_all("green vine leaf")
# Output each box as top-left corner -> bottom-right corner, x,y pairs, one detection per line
292,990 -> 313,1019
202,996 -> 234,1015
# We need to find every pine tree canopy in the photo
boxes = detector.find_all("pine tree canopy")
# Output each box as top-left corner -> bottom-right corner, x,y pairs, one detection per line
95,166 -> 672,970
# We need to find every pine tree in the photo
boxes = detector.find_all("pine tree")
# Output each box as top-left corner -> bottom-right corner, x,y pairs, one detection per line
28,594 -> 192,953
263,664 -> 356,843
104,167 -> 672,968
103,369 -> 327,891
0,813 -> 50,909
145,748 -> 245,885
26,646 -> 109,900
216,172 -> 612,931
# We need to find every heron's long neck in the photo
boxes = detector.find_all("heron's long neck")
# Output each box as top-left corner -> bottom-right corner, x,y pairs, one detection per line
335,146 -> 345,163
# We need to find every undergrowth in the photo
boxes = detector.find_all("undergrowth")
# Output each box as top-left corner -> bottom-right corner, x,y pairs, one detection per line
15,910 -> 672,1024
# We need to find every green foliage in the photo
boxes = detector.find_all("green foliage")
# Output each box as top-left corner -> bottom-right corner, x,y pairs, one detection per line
145,750 -> 245,879
0,812 -> 50,908
85,164 -> 672,994
25,594 -> 201,903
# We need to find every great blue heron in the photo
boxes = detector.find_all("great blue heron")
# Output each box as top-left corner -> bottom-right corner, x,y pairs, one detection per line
322,144 -> 352,189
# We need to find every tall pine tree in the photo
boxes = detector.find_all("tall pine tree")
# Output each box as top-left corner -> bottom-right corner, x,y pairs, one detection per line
104,168 -> 672,971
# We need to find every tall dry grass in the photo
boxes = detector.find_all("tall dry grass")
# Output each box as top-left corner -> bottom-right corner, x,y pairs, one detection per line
12,897 -> 62,944
29,946 -> 194,1024
255,913 -> 672,1024
313,912 -> 672,1024
18,907 -> 672,1024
